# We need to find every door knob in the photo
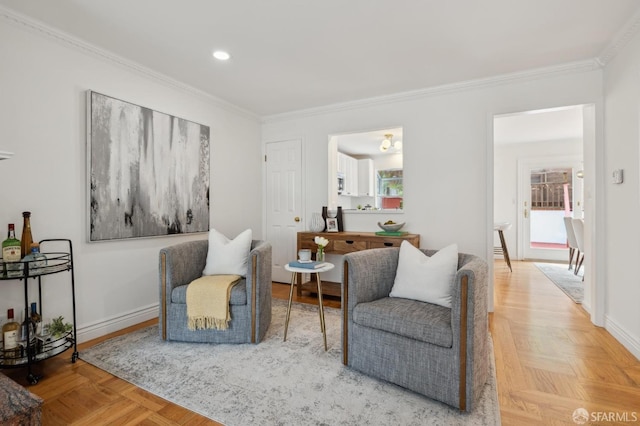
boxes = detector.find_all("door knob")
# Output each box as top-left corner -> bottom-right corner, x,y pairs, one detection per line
294,217 -> 300,222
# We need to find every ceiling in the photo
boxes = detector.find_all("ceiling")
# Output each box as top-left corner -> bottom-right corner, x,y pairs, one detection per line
1,0 -> 639,117
494,106 -> 584,145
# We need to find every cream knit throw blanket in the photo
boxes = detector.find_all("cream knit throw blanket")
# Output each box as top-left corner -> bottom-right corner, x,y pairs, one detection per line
187,274 -> 241,331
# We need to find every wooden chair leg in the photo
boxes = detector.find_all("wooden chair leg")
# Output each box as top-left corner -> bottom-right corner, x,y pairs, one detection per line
568,247 -> 575,270
498,230 -> 512,272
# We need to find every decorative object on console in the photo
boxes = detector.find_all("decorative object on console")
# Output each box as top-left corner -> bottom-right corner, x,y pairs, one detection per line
87,91 -> 210,241
322,206 -> 344,232
309,212 -> 325,232
377,220 -> 405,233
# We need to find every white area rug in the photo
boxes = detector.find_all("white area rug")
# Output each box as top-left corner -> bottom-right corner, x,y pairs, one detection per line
81,299 -> 501,425
535,262 -> 584,303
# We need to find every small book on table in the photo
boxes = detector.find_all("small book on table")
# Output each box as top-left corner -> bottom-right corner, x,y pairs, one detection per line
288,260 -> 328,269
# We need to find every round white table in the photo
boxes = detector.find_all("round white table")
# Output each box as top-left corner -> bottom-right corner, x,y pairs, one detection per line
283,262 -> 335,351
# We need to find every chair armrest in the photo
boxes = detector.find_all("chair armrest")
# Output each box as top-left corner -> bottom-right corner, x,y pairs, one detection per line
246,240 -> 272,302
344,248 -> 399,309
450,253 -> 489,409
159,239 -> 208,292
450,254 -> 488,342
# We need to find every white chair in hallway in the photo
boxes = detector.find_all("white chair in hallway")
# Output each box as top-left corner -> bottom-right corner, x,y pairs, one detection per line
563,217 -> 579,271
571,218 -> 585,277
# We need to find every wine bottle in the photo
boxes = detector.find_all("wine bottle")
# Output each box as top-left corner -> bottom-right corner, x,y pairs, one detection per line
19,308 -> 36,357
20,211 -> 33,258
2,308 -> 20,363
31,302 -> 42,336
2,224 -> 22,278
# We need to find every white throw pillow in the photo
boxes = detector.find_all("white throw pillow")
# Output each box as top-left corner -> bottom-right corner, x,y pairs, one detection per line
202,228 -> 252,277
389,241 -> 458,308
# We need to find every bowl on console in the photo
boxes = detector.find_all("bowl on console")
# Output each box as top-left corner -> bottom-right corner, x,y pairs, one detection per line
377,222 -> 405,232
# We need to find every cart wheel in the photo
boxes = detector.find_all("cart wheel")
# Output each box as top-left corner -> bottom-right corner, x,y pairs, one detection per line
27,373 -> 40,385
71,352 -> 78,363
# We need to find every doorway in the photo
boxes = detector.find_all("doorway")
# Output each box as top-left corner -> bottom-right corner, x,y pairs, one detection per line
493,105 -> 584,262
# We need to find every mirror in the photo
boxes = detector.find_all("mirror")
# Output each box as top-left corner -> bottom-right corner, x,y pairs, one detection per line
328,127 -> 403,212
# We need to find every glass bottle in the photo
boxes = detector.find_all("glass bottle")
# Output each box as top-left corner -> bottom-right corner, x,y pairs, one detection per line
23,242 -> 47,275
20,211 -> 33,259
31,302 -> 42,336
2,224 -> 22,277
2,308 -> 20,363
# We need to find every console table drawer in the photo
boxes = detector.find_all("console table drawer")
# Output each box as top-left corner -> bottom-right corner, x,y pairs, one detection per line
369,239 -> 405,249
298,234 -> 334,252
332,240 -> 368,253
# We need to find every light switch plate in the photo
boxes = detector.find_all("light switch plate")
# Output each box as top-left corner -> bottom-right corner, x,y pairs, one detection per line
612,169 -> 624,184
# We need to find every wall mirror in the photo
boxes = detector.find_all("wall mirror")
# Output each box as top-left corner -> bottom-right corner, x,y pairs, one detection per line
328,127 -> 403,213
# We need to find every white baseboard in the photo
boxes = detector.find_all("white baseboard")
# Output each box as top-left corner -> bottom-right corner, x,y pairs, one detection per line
605,315 -> 640,360
76,304 -> 159,344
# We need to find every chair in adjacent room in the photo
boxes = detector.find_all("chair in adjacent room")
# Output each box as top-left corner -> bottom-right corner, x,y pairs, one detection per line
572,218 -> 585,277
493,222 -> 512,272
342,245 -> 489,411
159,238 -> 272,343
563,216 -> 579,271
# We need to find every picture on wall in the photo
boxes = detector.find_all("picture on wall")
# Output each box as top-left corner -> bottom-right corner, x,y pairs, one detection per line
87,91 -> 210,241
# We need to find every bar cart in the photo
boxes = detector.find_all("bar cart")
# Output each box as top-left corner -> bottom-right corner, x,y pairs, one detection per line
0,239 -> 78,384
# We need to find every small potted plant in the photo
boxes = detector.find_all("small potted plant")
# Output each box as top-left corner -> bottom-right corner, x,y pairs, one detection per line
48,316 -> 73,344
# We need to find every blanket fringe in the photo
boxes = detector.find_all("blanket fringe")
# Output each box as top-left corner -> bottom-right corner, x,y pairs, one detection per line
188,316 -> 230,331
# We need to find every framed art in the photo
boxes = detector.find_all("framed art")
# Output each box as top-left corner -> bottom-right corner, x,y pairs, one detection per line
87,91 -> 210,241
326,218 -> 338,232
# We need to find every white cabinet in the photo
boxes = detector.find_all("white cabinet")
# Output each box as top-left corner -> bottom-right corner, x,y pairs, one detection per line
357,159 -> 374,196
337,152 -> 358,196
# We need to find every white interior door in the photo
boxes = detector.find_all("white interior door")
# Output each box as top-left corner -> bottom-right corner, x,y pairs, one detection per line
518,156 -> 583,261
265,140 -> 302,283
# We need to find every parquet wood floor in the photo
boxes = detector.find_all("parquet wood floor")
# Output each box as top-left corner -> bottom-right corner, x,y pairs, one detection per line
4,261 -> 639,425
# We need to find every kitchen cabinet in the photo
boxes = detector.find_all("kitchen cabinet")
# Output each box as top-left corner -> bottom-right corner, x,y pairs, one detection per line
337,152 -> 358,196
357,159 -> 374,196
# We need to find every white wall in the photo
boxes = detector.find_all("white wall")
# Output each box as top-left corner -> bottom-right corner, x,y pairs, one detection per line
263,72 -> 602,255
0,20 -> 262,341
494,138 -> 583,257
603,26 -> 640,358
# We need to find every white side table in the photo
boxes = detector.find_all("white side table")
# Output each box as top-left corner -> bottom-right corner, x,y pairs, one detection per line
283,262 -> 335,351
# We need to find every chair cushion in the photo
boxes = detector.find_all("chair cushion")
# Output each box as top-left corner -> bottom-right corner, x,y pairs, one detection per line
389,242 -> 458,308
352,297 -> 453,348
202,228 -> 252,276
171,279 -> 247,305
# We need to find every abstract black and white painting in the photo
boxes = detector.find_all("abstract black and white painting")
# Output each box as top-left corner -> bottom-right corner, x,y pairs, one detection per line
88,91 -> 210,241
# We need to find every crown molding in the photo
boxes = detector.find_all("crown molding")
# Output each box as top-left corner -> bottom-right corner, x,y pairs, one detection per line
262,59 -> 602,124
597,8 -> 640,66
0,6 -> 259,122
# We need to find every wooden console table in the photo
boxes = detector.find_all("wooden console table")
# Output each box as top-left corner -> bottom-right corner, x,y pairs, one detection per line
295,231 -> 420,297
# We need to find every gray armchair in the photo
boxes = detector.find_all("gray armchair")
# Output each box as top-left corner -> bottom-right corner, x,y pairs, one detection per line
342,247 -> 489,411
159,239 -> 272,343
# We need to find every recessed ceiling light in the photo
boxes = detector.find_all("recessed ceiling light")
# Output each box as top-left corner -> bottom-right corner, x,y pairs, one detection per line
213,50 -> 230,61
